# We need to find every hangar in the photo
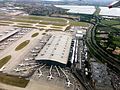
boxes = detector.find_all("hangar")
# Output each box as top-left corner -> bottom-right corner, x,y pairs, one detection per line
35,34 -> 72,67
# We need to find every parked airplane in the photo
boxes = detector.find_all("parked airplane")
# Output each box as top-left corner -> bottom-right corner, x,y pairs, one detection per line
31,50 -> 39,53
3,42 -> 8,45
12,35 -> 20,38
14,68 -> 21,72
108,0 -> 120,8
18,33 -> 24,35
4,31 -> 10,33
0,34 -> 3,36
7,38 -> 14,41
34,47 -> 40,50
0,66 -> 5,72
38,73 -> 43,78
19,63 -> 26,67
37,70 -> 43,78
65,80 -> 73,88
47,74 -> 54,80
14,68 -> 26,72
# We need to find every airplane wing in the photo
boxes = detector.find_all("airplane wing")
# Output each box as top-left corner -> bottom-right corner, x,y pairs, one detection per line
108,0 -> 120,8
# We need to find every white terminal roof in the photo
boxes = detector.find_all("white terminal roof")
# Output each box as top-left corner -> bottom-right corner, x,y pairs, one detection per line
55,5 -> 96,15
99,7 -> 120,17
0,29 -> 19,42
35,34 -> 72,65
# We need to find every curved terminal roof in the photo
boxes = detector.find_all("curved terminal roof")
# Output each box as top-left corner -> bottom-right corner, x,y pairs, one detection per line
35,34 -> 72,65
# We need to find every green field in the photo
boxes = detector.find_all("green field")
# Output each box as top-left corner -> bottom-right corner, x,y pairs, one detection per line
13,25 -> 36,29
101,19 -> 120,26
18,23 -> 32,26
113,25 -> 120,29
0,23 -> 9,26
18,15 -> 67,23
11,19 -> 39,24
39,21 -> 66,26
0,21 -> 13,24
31,33 -> 39,37
0,55 -> 11,68
0,73 -> 29,88
51,26 -> 63,29
69,20 -> 89,27
15,40 -> 30,51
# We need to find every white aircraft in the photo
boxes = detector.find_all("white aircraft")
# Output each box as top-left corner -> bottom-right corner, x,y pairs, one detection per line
34,47 -> 40,50
24,58 -> 30,61
65,80 -> 73,88
14,68 -> 26,72
38,73 -> 43,78
108,0 -> 120,8
4,31 -> 10,33
29,63 -> 37,65
18,33 -> 24,35
7,38 -> 14,41
0,34 -> 3,36
37,70 -> 43,78
19,63 -> 25,67
31,50 -> 39,53
24,58 -> 34,61
3,42 -> 8,45
32,53 -> 38,56
0,66 -> 5,72
12,35 -> 20,38
47,74 -> 54,80
14,68 -> 21,72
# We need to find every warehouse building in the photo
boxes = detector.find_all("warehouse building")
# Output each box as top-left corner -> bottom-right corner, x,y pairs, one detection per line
35,34 -> 72,67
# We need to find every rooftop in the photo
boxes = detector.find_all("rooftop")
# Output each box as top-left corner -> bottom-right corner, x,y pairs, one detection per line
55,5 -> 96,15
35,34 -> 72,65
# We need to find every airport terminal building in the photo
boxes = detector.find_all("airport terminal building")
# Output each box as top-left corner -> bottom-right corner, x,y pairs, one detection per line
35,34 -> 72,67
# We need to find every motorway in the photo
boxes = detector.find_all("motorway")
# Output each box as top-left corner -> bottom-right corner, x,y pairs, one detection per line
86,24 -> 120,74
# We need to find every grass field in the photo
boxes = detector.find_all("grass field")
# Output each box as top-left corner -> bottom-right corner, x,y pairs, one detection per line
0,73 -> 29,88
113,25 -> 120,29
18,23 -> 32,26
0,21 -> 13,24
15,40 -> 30,51
101,19 -> 120,26
18,15 -> 67,23
51,26 -> 63,29
31,32 -> 39,37
69,20 -> 89,27
0,23 -> 9,26
11,19 -> 39,24
0,55 -> 11,68
13,25 -> 36,29
36,25 -> 46,27
39,21 -> 66,26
